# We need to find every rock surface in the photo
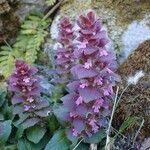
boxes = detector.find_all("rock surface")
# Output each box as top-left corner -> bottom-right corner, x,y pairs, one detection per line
0,0 -> 47,44
50,0 -> 150,64
115,40 -> 150,139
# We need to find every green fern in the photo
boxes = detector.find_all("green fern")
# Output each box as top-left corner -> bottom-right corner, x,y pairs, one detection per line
46,0 -> 56,6
15,13 -> 50,64
0,13 -> 50,78
0,46 -> 15,78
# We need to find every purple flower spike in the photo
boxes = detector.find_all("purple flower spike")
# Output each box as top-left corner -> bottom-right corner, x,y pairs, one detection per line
9,60 -> 51,124
55,17 -> 75,83
56,11 -> 120,138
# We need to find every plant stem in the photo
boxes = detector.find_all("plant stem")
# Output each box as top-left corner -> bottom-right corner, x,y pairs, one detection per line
43,0 -> 64,20
73,139 -> 83,150
132,118 -> 144,148
105,86 -> 119,150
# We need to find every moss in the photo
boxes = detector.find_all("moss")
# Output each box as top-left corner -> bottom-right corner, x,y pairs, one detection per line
118,40 -> 150,77
114,76 -> 150,138
114,40 -> 150,139
92,0 -> 150,53
93,0 -> 150,25
59,0 -> 92,20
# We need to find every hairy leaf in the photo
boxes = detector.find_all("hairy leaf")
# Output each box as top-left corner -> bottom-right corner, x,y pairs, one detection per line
0,120 -> 12,145
84,129 -> 106,144
26,125 -> 46,143
45,129 -> 70,150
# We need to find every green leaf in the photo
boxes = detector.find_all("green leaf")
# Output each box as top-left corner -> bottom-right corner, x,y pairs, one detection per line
15,125 -> 24,139
0,90 -> 6,107
0,120 -> 12,145
84,129 -> 106,144
17,134 -> 50,150
119,116 -> 139,133
21,117 -> 40,129
13,113 -> 29,127
17,139 -> 28,150
48,114 -> 60,134
26,125 -> 46,144
75,143 -> 89,150
26,134 -> 50,150
4,144 -> 17,150
0,113 -> 4,121
45,129 -> 70,150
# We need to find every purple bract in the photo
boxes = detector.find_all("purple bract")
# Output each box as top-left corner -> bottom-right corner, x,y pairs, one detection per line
55,17 -> 75,83
9,60 -> 50,119
56,11 -> 120,138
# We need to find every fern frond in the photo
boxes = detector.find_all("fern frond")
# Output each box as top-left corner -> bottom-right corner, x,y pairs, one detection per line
0,46 -> 15,78
46,0 -> 56,6
0,13 -> 50,78
15,13 -> 50,64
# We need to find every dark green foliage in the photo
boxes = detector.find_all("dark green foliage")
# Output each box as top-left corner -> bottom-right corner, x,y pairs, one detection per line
26,126 -> 46,144
119,116 -> 139,133
84,129 -> 106,144
45,129 -> 71,150
0,120 -> 12,146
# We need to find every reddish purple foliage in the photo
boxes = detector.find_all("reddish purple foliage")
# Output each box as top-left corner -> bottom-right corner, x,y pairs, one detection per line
9,60 -> 50,118
55,17 -> 75,83
56,11 -> 120,138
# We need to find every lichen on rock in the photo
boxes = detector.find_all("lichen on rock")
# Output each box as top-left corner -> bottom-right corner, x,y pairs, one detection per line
50,0 -> 150,61
118,40 -> 150,77
115,40 -> 150,139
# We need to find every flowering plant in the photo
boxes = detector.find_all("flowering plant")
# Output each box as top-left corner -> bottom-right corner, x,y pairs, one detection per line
55,11 -> 119,139
9,60 -> 51,128
0,11 -> 122,150
55,17 -> 75,83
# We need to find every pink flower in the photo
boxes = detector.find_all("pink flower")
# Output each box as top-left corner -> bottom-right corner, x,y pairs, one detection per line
27,97 -> 34,103
103,89 -> 110,96
23,78 -> 30,83
76,96 -> 83,105
70,112 -> 77,118
84,59 -> 92,69
72,128 -> 79,137
24,105 -> 30,111
100,49 -> 108,56
106,68 -> 113,74
77,41 -> 87,49
92,124 -> 99,133
94,77 -> 103,86
92,99 -> 104,113
79,82 -> 88,88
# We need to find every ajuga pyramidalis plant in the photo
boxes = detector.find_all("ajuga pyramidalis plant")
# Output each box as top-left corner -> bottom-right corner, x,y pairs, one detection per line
9,60 -> 51,128
55,11 -> 119,139
55,17 -> 75,83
